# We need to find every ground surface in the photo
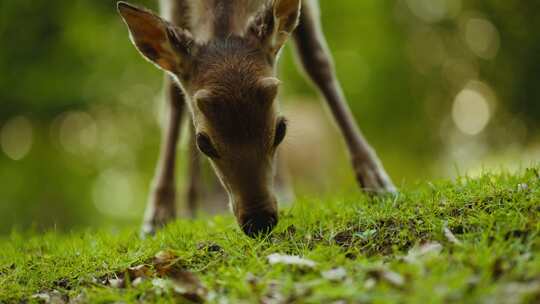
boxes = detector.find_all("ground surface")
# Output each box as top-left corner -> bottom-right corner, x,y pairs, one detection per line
1,168 -> 540,303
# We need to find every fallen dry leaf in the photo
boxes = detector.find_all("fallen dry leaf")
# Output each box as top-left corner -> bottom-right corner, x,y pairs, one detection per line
128,264 -> 153,279
153,250 -> 180,267
170,270 -> 207,303
364,278 -> 377,290
150,249 -> 207,302
152,272 -> 207,304
152,249 -> 184,277
246,272 -> 260,290
404,241 -> 442,263
152,278 -> 170,296
132,277 -> 145,287
31,290 -> 67,304
69,293 -> 86,304
261,280 -> 286,304
444,226 -> 462,245
381,270 -> 405,287
108,278 -> 125,289
291,282 -> 314,299
367,267 -> 405,288
491,280 -> 540,304
267,253 -> 316,268
321,267 -> 347,282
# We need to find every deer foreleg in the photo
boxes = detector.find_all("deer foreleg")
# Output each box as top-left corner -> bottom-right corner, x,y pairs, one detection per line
292,0 -> 396,194
142,76 -> 185,236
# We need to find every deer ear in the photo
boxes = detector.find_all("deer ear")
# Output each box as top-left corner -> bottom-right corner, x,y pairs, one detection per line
249,0 -> 301,58
117,1 -> 194,75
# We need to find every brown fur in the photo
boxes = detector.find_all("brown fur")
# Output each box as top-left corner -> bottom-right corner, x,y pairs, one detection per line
191,38 -> 275,145
185,38 -> 280,230
162,0 -> 266,43
118,0 -> 396,237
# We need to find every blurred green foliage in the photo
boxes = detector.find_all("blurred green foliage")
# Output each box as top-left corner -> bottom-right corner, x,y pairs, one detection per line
0,0 -> 538,233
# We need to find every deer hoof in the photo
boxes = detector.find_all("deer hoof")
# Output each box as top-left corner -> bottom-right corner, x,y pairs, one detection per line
354,162 -> 397,195
140,199 -> 176,238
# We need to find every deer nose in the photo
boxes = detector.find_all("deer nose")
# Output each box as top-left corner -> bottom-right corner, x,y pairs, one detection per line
240,210 -> 278,237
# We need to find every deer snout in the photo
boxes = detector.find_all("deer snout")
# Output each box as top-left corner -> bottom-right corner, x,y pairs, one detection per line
238,208 -> 278,237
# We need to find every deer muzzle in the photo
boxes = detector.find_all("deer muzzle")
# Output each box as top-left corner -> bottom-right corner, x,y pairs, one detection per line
235,197 -> 278,237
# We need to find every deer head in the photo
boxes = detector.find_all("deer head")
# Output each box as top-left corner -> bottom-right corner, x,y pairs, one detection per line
118,0 -> 301,236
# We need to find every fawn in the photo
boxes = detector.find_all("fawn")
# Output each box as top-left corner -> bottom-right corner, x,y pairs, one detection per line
117,0 -> 396,237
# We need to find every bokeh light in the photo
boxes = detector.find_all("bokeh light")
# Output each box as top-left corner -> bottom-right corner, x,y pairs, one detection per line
58,111 -> 98,155
464,17 -> 500,59
1,116 -> 33,161
405,0 -> 462,23
452,81 -> 494,135
92,169 -> 144,219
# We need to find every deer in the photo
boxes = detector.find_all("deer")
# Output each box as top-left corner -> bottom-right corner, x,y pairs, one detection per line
117,0 -> 396,237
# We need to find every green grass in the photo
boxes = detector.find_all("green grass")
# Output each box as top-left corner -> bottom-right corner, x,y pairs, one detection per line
1,168 -> 540,303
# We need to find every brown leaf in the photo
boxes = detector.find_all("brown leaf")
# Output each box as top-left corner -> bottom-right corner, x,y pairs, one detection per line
128,264 -> 153,279
153,249 -> 183,277
170,270 -> 207,303
153,250 -> 180,266
149,249 -> 206,302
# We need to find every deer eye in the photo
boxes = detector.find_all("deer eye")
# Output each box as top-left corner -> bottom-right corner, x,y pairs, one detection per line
196,133 -> 219,158
274,118 -> 287,147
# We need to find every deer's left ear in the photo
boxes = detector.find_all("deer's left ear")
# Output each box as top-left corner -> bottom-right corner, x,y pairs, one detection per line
249,0 -> 302,58
117,1 -> 194,75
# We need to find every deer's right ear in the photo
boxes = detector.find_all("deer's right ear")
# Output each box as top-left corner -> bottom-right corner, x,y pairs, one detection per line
248,0 -> 302,58
117,1 -> 194,75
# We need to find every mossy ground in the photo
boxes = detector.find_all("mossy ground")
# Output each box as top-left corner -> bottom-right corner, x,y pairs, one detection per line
1,168 -> 539,303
